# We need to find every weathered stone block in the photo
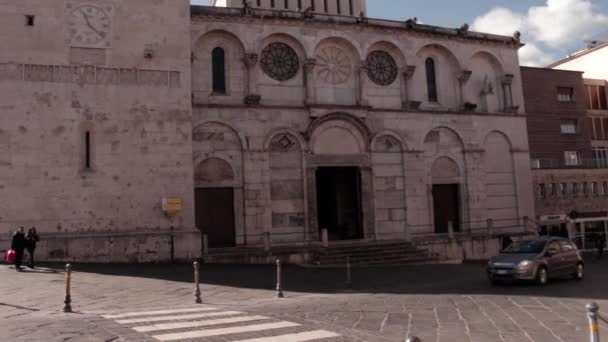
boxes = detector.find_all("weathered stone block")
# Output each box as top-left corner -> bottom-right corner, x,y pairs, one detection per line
270,179 -> 303,200
0,63 -> 23,80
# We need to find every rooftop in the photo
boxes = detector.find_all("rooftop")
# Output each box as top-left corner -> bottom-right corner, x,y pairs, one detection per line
547,41 -> 608,68
190,5 -> 523,48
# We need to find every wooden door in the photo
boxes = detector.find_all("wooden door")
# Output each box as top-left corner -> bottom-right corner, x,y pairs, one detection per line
195,188 -> 235,248
432,184 -> 461,234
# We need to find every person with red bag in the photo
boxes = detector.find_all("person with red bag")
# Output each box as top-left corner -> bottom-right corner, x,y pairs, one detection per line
11,227 -> 26,272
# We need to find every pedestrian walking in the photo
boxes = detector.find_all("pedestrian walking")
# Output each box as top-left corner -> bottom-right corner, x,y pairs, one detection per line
25,227 -> 39,268
11,227 -> 26,272
597,233 -> 605,260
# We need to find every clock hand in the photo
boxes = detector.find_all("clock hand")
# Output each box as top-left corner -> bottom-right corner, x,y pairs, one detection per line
80,10 -> 103,37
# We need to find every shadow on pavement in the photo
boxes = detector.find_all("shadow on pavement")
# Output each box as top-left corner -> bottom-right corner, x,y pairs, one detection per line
35,256 -> 608,299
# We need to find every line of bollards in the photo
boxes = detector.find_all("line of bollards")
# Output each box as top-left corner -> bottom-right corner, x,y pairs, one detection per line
194,261 -> 202,304
587,302 -> 600,342
276,259 -> 284,298
63,264 -> 72,313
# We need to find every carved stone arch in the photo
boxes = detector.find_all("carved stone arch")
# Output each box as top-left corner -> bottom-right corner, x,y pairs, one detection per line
193,121 -> 245,151
307,113 -> 371,155
415,43 -> 463,108
422,126 -> 465,156
306,112 -> 371,142
483,130 -> 518,224
431,156 -> 461,180
194,29 -> 246,53
195,157 -> 235,184
467,51 -> 506,113
193,30 -> 247,101
415,43 -> 462,71
313,37 -> 361,85
258,33 -> 306,83
483,130 -> 512,149
372,131 -> 405,152
311,34 -> 363,59
366,41 -> 406,67
263,128 -> 306,152
468,51 -> 504,75
483,130 -> 514,173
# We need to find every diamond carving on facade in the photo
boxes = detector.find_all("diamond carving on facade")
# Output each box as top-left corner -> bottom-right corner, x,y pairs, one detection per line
260,42 -> 299,82
366,50 -> 398,86
316,46 -> 352,84
278,135 -> 295,151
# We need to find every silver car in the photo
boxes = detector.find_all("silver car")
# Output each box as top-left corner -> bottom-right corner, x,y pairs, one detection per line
487,237 -> 584,285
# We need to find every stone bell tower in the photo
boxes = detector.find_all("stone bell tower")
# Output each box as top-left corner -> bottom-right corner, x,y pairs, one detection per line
212,0 -> 367,16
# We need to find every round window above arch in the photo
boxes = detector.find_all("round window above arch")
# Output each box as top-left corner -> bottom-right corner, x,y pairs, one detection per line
260,42 -> 300,81
366,50 -> 398,86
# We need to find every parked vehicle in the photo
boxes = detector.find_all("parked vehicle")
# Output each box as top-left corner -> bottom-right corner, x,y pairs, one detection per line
487,237 -> 584,285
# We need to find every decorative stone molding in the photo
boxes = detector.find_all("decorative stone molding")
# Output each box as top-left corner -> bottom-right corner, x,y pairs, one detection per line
504,105 -> 520,114
501,74 -> 514,85
244,94 -> 261,105
405,18 -> 418,29
0,62 -> 180,88
244,53 -> 259,67
513,31 -> 521,42
356,11 -> 368,24
407,101 -> 422,110
402,65 -> 417,80
457,24 -> 469,35
304,58 -> 317,71
459,70 -> 473,84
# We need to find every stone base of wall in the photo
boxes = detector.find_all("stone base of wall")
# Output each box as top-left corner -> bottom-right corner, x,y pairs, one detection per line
0,229 -> 201,263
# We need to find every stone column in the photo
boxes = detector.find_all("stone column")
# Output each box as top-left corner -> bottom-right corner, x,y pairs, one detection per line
458,70 -> 472,109
501,74 -> 515,113
306,166 -> 320,241
401,65 -> 417,109
463,149 -> 485,229
303,58 -> 316,105
243,53 -> 261,105
356,60 -> 368,106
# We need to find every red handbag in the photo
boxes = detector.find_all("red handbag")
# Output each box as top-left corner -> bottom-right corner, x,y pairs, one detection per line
6,249 -> 16,263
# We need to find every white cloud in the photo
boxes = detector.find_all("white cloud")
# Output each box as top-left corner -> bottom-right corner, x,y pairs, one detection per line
518,44 -> 555,67
470,8 -> 524,36
472,0 -> 608,67
527,0 -> 608,48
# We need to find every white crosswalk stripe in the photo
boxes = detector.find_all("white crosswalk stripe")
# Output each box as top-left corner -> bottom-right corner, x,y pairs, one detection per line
101,305 -> 341,341
133,315 -> 268,333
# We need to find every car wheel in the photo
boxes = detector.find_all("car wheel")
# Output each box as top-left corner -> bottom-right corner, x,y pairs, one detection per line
536,266 -> 548,286
573,263 -> 584,281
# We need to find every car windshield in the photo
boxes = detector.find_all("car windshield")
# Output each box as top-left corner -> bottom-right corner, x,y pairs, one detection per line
503,240 -> 547,254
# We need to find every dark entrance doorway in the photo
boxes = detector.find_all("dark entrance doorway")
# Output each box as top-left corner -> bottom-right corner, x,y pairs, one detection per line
316,167 -> 363,241
195,188 -> 235,248
432,184 -> 461,234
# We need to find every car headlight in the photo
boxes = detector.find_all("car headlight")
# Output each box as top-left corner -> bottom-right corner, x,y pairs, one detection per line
517,260 -> 533,269
487,260 -> 494,267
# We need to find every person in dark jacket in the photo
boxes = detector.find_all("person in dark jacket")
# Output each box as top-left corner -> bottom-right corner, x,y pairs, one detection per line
11,227 -> 26,271
25,227 -> 40,268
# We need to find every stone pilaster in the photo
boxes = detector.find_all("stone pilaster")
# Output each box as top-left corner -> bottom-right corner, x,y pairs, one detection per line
401,65 -> 417,109
243,52 -> 260,104
303,58 -> 316,105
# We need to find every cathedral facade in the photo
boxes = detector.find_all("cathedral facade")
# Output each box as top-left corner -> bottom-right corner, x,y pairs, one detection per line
0,0 -> 534,262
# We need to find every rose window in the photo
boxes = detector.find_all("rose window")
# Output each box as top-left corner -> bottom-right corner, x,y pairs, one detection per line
260,43 -> 299,81
316,46 -> 352,84
366,50 -> 398,86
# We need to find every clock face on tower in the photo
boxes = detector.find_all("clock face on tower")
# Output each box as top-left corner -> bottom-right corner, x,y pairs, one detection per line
66,4 -> 112,48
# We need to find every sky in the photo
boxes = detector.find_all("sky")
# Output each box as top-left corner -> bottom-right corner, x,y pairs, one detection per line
191,0 -> 608,67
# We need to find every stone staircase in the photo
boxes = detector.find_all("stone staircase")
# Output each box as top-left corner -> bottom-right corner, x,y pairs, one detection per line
311,240 -> 441,267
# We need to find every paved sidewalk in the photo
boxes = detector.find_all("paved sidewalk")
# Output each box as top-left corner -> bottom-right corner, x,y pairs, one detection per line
1,260 -> 608,341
